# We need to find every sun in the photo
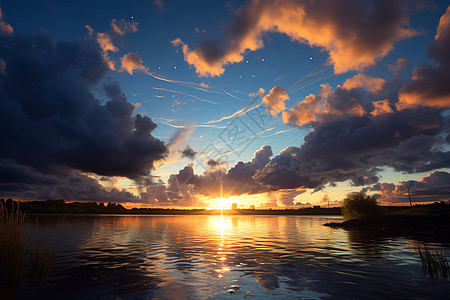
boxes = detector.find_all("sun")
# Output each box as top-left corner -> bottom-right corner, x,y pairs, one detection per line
210,197 -> 233,210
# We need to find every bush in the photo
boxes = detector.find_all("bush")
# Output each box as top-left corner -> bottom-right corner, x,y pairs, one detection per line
342,193 -> 381,220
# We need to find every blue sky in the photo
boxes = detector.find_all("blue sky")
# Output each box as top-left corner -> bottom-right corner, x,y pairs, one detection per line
1,1 -> 449,208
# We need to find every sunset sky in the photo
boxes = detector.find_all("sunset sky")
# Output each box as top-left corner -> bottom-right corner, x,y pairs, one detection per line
1,0 -> 449,208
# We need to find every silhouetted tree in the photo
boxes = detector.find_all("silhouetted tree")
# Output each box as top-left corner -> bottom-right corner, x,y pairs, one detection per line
342,193 -> 381,220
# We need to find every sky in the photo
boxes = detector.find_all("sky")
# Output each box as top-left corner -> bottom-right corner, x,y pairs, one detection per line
1,0 -> 449,209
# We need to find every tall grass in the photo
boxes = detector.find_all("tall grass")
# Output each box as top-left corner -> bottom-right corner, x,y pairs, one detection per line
0,202 -> 25,283
0,202 -> 52,286
418,244 -> 449,280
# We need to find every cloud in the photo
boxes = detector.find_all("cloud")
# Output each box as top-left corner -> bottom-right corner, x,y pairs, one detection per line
146,93 -> 449,204
398,5 -> 450,108
149,145 -> 274,203
370,99 -> 394,117
0,58 -> 5,76
277,190 -> 305,206
262,86 -> 289,115
120,52 -> 149,74
151,6 -> 450,204
282,83 -> 333,126
88,18 -> 139,71
180,145 -> 197,160
110,19 -> 139,36
388,57 -> 410,71
342,73 -> 386,94
173,0 -> 417,77
249,88 -> 265,97
373,171 -> 450,203
0,6 -> 13,36
282,72 -> 398,127
255,72 -> 449,192
96,32 -> 119,70
206,159 -> 229,169
141,179 -> 169,204
85,25 -> 94,37
0,32 -> 167,191
154,126 -> 194,168
0,162 -> 141,203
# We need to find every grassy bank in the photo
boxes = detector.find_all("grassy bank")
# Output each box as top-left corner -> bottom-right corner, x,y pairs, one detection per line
0,202 -> 53,289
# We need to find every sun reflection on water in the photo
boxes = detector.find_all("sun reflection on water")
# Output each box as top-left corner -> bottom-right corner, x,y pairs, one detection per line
210,215 -> 233,277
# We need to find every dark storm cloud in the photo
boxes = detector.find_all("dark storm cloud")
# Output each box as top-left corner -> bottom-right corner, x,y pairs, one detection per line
0,32 -> 167,201
145,146 -> 274,203
180,145 -> 197,160
372,171 -> 450,203
0,162 -> 141,203
255,105 -> 449,191
0,33 -> 167,179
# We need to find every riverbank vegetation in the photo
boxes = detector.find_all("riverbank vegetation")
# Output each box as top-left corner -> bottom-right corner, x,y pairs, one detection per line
1,198 -> 341,215
341,193 -> 382,220
0,202 -> 52,289
418,244 -> 450,279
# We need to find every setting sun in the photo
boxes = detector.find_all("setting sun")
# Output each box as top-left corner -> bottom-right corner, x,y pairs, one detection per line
210,197 -> 234,210
1,1 -> 450,298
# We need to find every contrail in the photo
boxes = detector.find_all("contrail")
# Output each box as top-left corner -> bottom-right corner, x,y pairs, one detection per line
153,87 -> 219,105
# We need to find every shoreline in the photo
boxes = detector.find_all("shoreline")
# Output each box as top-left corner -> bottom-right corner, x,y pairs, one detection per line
324,214 -> 450,242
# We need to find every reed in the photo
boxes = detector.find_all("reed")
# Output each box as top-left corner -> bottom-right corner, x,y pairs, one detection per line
0,202 -> 25,283
418,244 -> 449,279
0,202 -> 52,286
26,237 -> 53,284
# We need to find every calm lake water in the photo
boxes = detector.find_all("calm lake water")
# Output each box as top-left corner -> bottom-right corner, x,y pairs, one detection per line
17,215 -> 450,299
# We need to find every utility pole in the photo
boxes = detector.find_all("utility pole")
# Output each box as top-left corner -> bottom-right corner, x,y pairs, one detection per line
406,188 -> 412,207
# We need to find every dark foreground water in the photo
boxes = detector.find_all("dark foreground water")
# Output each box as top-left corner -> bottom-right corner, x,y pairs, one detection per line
15,215 -> 450,299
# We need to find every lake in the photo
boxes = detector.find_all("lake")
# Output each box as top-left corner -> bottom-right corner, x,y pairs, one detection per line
16,215 -> 450,299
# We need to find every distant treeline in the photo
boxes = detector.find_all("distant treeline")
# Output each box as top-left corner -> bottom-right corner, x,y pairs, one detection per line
2,198 -> 448,216
1,199 -> 342,215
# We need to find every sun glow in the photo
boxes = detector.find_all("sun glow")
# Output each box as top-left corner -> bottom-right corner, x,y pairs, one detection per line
209,197 -> 234,210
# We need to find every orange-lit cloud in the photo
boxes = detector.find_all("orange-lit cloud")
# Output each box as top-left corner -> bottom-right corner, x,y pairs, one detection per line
371,100 -> 393,117
85,25 -> 94,37
282,84 -> 333,126
0,6 -> 13,35
371,100 -> 394,117
111,19 -> 139,36
249,87 -> 265,97
398,6 -> 450,108
373,171 -> 450,204
96,32 -> 119,53
171,38 -> 229,77
88,19 -> 139,71
342,73 -> 386,94
283,72 -> 393,127
96,33 -> 118,70
173,0 -> 417,77
262,86 -> 289,115
120,52 -> 149,74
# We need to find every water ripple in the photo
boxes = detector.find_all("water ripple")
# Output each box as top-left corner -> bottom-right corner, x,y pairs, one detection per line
20,215 -> 450,299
